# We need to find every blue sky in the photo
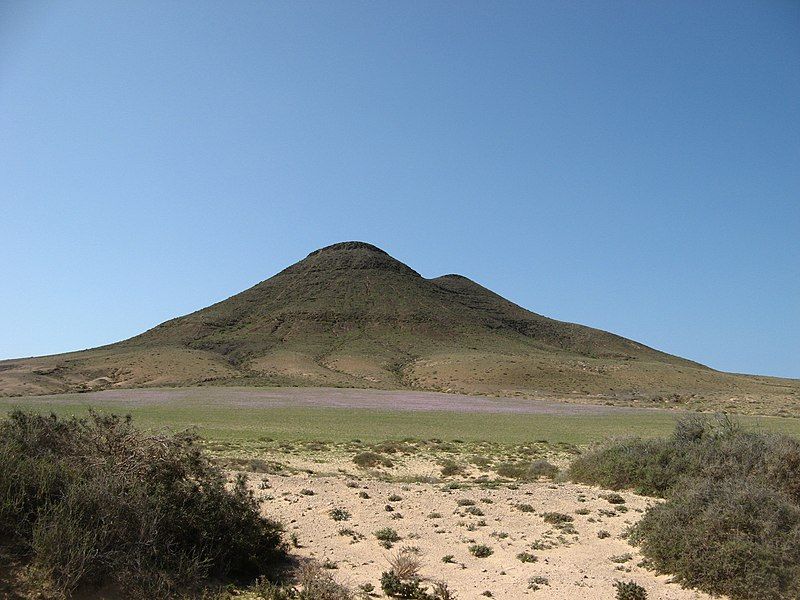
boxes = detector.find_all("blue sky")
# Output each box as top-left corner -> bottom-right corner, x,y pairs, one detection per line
1,1 -> 798,378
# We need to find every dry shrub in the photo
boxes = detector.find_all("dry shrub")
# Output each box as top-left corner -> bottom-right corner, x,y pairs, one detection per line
295,562 -> 354,600
569,414 -> 800,500
388,548 -> 422,580
630,477 -> 800,600
570,415 -> 800,600
0,410 -> 285,598
353,451 -> 391,468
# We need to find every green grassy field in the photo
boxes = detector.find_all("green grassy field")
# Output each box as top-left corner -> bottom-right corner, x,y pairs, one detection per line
2,398 -> 799,446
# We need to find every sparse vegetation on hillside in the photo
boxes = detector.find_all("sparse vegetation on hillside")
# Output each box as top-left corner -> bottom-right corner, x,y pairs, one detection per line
570,415 -> 800,600
0,410 -> 285,598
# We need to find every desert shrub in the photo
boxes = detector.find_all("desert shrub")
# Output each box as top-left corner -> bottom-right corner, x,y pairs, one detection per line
630,477 -> 800,600
221,456 -> 284,474
439,460 -> 465,477
0,410 -> 285,597
527,576 -> 549,590
380,572 -> 456,599
567,437 -> 679,496
429,580 -> 457,600
254,563 -> 354,600
600,492 -> 625,504
570,415 -> 800,600
614,580 -> 647,600
516,552 -> 537,563
328,508 -> 351,521
337,527 -> 364,543
569,414 -> 800,500
375,527 -> 401,543
496,460 -> 558,480
353,451 -> 391,468
295,562 -> 352,598
253,579 -> 297,600
610,553 -> 632,564
468,544 -> 493,558
380,548 -> 455,600
388,548 -> 422,580
542,512 -> 573,525
527,459 -> 559,479
380,571 -> 429,599
374,441 -> 409,454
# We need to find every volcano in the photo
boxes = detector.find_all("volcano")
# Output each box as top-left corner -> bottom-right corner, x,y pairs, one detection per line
2,241 -> 797,411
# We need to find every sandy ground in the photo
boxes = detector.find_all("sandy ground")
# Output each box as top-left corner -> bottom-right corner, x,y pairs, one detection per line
20,386 -> 664,416
239,452 -> 718,600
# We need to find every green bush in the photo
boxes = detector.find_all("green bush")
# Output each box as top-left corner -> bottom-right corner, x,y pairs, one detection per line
380,571 -> 429,599
374,527 -> 401,543
380,547 -> 456,600
600,492 -> 625,504
439,460 -> 465,477
516,552 -> 537,563
0,410 -> 285,597
353,451 -> 391,468
254,563 -> 354,599
468,544 -> 493,558
569,414 -> 800,500
570,415 -> 800,600
614,580 -> 647,600
527,576 -> 549,591
542,512 -> 573,525
329,508 -> 351,521
567,437 -> 680,496
630,477 -> 800,600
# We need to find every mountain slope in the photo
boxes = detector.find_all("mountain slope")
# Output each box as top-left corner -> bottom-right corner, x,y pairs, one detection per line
1,242 -> 798,414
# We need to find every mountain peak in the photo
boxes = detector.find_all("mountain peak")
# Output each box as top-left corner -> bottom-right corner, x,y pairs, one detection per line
287,241 -> 420,277
307,241 -> 389,257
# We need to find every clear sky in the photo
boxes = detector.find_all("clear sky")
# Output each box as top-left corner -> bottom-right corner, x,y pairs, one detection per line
1,1 -> 798,378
